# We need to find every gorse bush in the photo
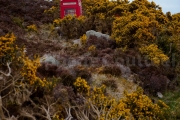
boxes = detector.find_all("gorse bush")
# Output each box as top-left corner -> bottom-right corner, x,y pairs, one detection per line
111,1 -> 167,48
44,4 -> 59,19
88,85 -> 132,120
122,87 -> 170,119
82,0 -> 128,34
0,33 -> 53,119
0,33 -> 48,87
139,44 -> 169,65
53,15 -> 87,39
73,78 -> 170,120
1,0 -> 179,119
21,56 -> 48,86
0,33 -> 16,60
74,77 -> 90,95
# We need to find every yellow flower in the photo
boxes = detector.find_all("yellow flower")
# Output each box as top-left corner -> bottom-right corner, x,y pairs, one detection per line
80,34 -> 87,45
27,24 -> 37,32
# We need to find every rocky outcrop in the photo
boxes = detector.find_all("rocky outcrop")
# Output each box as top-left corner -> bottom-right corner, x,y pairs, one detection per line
86,30 -> 110,40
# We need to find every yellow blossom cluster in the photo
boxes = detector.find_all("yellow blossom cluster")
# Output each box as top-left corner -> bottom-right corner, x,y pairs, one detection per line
80,34 -> 87,45
139,44 -> 169,65
97,13 -> 105,20
73,77 -> 169,119
74,77 -> 90,94
0,33 -> 16,59
54,15 -> 86,39
0,33 -> 50,90
82,0 -> 128,33
111,0 -> 168,48
122,87 -> 170,119
112,12 -> 158,47
53,18 -> 62,26
88,45 -> 96,52
27,24 -> 37,32
77,15 -> 86,23
20,57 -> 47,87
162,13 -> 180,50
62,15 -> 74,21
89,85 -> 132,119
44,6 -> 57,14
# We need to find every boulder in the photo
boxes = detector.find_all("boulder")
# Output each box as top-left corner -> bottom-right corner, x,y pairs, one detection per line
40,54 -> 59,66
86,30 -> 110,40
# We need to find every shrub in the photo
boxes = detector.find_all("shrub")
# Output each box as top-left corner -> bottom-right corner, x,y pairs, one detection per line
102,79 -> 118,90
37,62 -> 58,77
86,35 -> 116,50
53,18 -> 62,26
54,78 -> 170,119
11,16 -> 24,28
73,66 -> 92,83
101,65 -> 121,77
20,56 -> 48,87
87,85 -> 132,119
74,77 -> 90,95
0,33 -> 52,119
122,87 -> 170,119
44,6 -> 57,14
44,4 -> 60,19
82,0 -> 128,34
139,44 -> 169,65
53,83 -> 76,103
0,33 -> 16,61
56,67 -> 75,86
111,0 -> 168,48
54,15 -> 87,39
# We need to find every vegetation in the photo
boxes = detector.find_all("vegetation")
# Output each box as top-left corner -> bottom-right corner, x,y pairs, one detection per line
0,0 -> 180,119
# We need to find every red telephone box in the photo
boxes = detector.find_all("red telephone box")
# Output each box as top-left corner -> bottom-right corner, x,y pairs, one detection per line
60,0 -> 82,18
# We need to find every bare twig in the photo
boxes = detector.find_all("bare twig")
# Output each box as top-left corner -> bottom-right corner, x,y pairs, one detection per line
2,105 -> 10,118
0,96 -> 5,120
0,62 -> 12,77
65,106 -> 73,120
28,96 -> 62,120
20,109 -> 36,120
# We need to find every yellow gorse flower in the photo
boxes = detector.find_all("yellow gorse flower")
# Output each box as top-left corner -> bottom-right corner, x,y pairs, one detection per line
53,18 -> 62,26
139,44 -> 169,65
88,45 -> 96,51
27,24 -> 37,32
44,6 -> 57,14
20,56 -> 48,87
74,77 -> 90,94
80,34 -> 87,45
0,33 -> 16,58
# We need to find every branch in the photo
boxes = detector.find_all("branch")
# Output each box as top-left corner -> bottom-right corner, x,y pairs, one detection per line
0,62 -> 12,77
20,110 -> 36,120
0,96 -> 5,120
64,105 -> 73,120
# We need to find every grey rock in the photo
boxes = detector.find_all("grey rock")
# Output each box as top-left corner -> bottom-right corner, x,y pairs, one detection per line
40,54 -> 59,66
86,30 -> 110,40
157,92 -> 163,98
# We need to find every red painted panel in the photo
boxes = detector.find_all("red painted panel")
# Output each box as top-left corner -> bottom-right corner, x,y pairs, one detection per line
60,0 -> 82,18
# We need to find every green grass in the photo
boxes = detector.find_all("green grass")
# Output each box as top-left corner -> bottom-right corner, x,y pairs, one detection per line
160,89 -> 180,119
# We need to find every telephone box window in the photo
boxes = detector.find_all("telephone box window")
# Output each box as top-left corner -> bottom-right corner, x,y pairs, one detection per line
65,9 -> 76,16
